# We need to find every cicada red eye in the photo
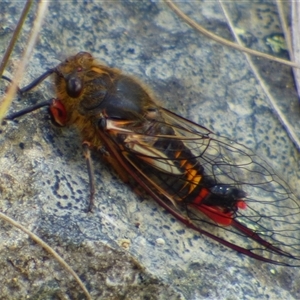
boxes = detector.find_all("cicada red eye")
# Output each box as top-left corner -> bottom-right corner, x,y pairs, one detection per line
49,99 -> 68,126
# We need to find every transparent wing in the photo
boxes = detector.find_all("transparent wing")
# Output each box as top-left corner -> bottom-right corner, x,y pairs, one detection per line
100,107 -> 300,266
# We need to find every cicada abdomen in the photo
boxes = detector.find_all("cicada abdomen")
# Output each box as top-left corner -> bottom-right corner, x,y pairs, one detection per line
6,52 -> 300,266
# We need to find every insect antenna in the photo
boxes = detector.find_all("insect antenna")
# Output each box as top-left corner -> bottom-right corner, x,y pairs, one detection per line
5,99 -> 53,120
2,68 -> 56,121
18,69 -> 55,94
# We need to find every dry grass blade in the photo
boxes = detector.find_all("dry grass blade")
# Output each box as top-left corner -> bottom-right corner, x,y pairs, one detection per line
0,1 -> 91,298
165,0 -> 300,151
291,1 -> 300,98
218,2 -> 300,150
0,1 -> 48,121
0,212 -> 92,300
276,1 -> 293,52
164,0 -> 300,69
0,0 -> 33,78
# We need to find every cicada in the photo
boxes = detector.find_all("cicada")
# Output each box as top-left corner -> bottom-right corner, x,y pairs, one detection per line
5,52 -> 300,266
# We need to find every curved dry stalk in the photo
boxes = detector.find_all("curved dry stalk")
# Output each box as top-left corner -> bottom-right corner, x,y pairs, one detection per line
291,2 -> 300,98
218,3 -> 300,151
0,3 -> 92,298
0,0 -> 33,78
0,211 -> 92,300
164,0 -> 300,69
276,1 -> 300,99
276,0 -> 293,53
165,0 -> 300,151
0,1 -> 48,121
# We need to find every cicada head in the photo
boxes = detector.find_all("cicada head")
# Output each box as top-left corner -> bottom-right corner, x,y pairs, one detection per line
55,52 -> 93,100
52,52 -> 118,127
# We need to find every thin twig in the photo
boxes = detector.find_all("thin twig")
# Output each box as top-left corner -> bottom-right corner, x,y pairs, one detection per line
218,1 -> 300,151
164,0 -> 300,69
0,0 -> 33,77
291,1 -> 300,98
276,0 -> 293,54
0,211 -> 92,300
0,1 -> 48,121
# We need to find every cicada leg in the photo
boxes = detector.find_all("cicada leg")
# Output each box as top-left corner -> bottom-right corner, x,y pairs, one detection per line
82,142 -> 96,212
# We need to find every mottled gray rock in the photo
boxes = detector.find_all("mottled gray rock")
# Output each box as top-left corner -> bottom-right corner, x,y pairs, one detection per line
0,1 -> 299,299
